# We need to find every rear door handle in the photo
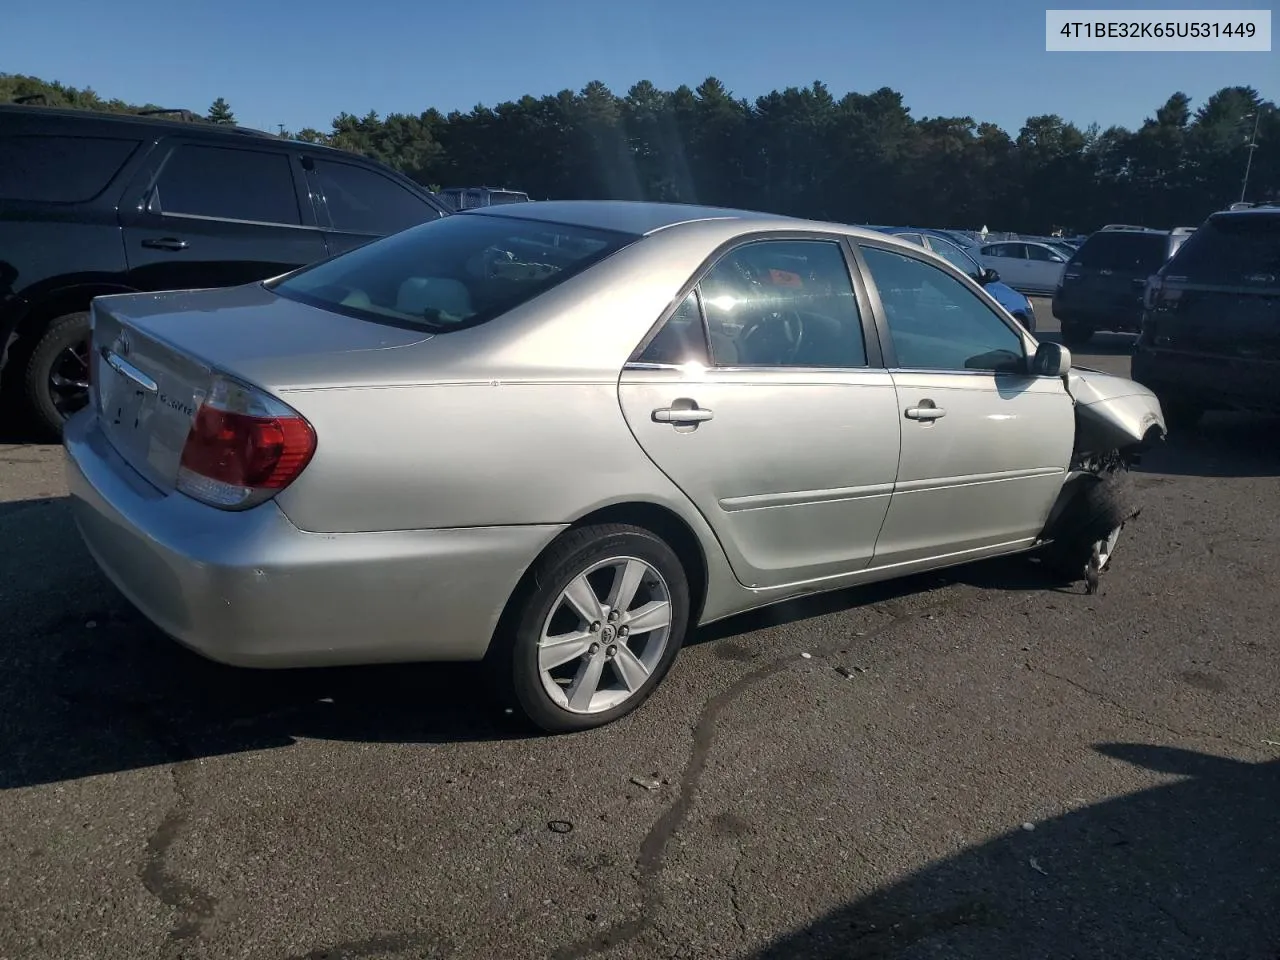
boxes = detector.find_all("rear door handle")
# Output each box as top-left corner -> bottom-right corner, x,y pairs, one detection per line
653,401 -> 714,424
905,401 -> 946,422
141,237 -> 190,251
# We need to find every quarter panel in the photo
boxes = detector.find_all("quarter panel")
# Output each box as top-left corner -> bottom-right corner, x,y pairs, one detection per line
271,380 -> 706,534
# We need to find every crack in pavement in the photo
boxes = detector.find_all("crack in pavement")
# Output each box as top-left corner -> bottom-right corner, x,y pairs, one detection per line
726,850 -> 748,941
549,590 -> 979,960
1032,667 -> 1253,750
53,687 -> 219,944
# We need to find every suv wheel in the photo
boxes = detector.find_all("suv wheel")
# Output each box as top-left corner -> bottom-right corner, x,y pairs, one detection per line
24,311 -> 92,441
1059,320 -> 1094,349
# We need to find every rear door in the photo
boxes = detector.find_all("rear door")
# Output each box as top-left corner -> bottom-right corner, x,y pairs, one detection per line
119,140 -> 328,291
305,155 -> 445,256
981,243 -> 1028,288
1148,213 -> 1280,405
618,235 -> 902,590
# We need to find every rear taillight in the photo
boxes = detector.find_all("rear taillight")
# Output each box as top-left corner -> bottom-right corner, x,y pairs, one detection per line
176,376 -> 316,510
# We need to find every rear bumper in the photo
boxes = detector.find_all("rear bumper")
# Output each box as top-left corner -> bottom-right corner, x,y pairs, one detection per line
1132,348 -> 1280,413
64,410 -> 565,667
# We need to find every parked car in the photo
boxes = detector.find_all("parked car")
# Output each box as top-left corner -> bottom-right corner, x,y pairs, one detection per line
64,201 -> 1165,732
0,104 -> 452,438
978,241 -> 1069,296
1052,226 -> 1187,347
1132,205 -> 1280,428
874,227 -> 1037,331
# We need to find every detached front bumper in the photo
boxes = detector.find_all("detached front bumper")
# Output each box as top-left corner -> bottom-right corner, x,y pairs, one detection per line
63,410 -> 563,667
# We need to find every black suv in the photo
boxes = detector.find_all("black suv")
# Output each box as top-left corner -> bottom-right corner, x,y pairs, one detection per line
1051,226 -> 1190,348
0,105 -> 451,438
1132,206 -> 1280,428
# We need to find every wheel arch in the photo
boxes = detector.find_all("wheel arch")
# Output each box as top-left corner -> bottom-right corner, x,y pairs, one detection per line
12,282 -> 138,344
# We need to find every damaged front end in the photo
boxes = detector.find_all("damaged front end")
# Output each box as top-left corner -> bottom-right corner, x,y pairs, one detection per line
1040,365 -> 1166,554
1066,365 -> 1168,464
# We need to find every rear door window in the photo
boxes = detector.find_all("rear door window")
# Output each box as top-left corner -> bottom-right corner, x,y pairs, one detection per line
310,159 -> 443,235
1166,215 -> 1280,286
154,144 -> 301,225
0,134 -> 140,203
1073,232 -> 1168,272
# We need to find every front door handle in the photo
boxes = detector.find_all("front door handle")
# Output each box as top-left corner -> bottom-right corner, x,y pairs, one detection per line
653,400 -> 714,425
141,237 -> 190,251
904,400 -> 946,422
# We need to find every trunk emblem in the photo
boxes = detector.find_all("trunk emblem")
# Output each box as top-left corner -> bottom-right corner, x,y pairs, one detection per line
1246,273 -> 1275,284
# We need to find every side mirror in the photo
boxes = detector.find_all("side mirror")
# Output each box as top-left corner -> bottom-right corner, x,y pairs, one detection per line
978,268 -> 1000,285
1031,341 -> 1071,377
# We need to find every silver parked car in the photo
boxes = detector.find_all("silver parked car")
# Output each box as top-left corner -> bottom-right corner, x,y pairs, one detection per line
979,240 -> 1070,295
64,202 -> 1166,732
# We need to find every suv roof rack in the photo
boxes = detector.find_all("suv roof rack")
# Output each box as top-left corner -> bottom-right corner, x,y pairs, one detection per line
1100,224 -> 1151,232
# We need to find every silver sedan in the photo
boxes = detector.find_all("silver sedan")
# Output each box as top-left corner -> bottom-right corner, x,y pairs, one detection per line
64,202 -> 1166,732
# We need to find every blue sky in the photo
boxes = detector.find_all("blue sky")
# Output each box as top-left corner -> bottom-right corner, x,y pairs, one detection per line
2,0 -> 1272,136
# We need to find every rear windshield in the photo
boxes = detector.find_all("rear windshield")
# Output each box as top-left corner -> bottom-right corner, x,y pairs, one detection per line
269,212 -> 637,331
1071,232 -> 1169,272
0,134 -> 140,203
1165,214 -> 1280,286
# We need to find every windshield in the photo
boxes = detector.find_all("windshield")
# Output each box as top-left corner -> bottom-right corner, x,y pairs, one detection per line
269,213 -> 637,331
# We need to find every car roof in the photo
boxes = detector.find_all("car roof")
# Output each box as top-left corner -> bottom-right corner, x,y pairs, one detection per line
0,103 -> 353,154
464,200 -> 808,236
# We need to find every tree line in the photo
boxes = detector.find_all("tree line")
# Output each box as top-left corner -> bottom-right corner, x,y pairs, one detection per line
3,72 -> 1275,234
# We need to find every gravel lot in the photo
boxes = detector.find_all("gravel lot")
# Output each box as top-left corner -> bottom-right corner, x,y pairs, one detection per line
2,300 -> 1277,960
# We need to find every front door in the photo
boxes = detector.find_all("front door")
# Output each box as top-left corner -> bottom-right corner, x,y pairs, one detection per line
855,242 -> 1074,567
618,237 -> 902,590
120,140 -> 327,292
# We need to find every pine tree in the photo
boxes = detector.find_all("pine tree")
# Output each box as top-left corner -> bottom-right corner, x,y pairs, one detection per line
206,97 -> 236,125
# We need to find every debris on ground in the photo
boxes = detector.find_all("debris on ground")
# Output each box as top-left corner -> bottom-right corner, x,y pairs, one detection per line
834,665 -> 869,679
548,820 -> 573,834
1022,822 -> 1035,832
630,776 -> 661,791
801,652 -> 812,659
1029,857 -> 1048,875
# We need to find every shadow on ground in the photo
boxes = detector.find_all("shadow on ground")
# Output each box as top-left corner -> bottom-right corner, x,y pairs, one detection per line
749,744 -> 1280,960
0,495 -> 1077,791
1139,413 -> 1280,479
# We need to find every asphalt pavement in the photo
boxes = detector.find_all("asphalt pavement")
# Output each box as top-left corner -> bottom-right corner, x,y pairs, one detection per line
2,300 -> 1277,960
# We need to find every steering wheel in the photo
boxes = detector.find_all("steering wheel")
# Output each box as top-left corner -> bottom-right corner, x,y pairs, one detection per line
739,310 -> 806,365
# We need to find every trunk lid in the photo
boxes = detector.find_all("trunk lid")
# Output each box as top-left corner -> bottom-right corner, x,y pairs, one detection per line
90,282 -> 432,492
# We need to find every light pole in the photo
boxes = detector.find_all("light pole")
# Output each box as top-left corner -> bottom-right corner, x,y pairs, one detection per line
1240,110 -> 1263,204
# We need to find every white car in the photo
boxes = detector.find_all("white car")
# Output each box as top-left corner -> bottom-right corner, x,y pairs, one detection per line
980,241 -> 1069,296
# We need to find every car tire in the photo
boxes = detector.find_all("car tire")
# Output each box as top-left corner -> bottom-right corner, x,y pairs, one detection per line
23,311 -> 92,441
1041,462 -> 1140,586
1161,397 -> 1204,432
1059,320 -> 1094,349
490,523 -> 691,733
